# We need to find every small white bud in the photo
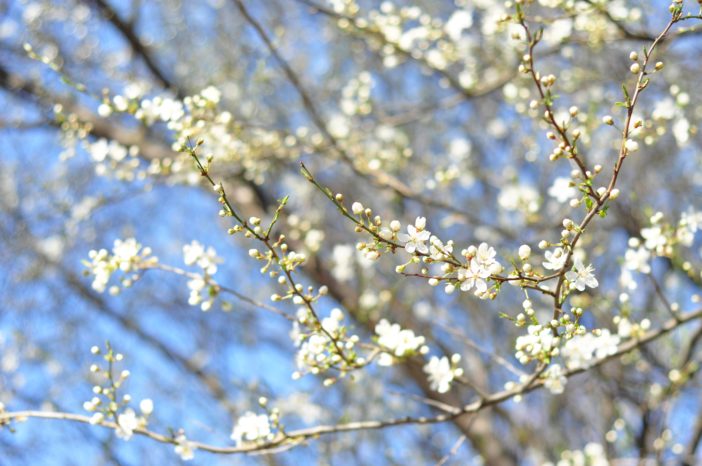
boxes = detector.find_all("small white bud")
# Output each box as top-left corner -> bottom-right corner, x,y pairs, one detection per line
140,399 -> 154,415
518,245 -> 531,261
624,139 -> 639,153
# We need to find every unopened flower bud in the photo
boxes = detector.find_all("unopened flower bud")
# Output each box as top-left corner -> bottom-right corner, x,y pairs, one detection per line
518,245 -> 531,261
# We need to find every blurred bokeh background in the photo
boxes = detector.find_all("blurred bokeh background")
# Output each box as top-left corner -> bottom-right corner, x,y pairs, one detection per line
1,0 -> 702,464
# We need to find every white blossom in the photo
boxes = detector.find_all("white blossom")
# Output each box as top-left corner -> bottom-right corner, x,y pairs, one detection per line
84,238 -> 156,293
331,244 -> 355,282
375,319 -> 427,365
624,241 -> 651,274
515,325 -> 558,365
444,9 -> 473,41
474,242 -> 499,275
677,209 -> 702,246
544,442 -> 609,466
498,184 -> 540,213
139,399 -> 154,415
115,409 -> 140,441
321,308 -> 344,336
423,356 -> 458,393
565,258 -> 598,291
398,217 -> 431,254
543,364 -> 567,395
641,225 -> 666,252
562,330 -> 620,370
174,432 -> 196,461
518,244 -> 531,261
457,261 -> 488,294
183,240 -> 221,275
231,412 -> 273,446
429,236 -> 454,261
548,177 -> 577,203
543,247 -> 568,271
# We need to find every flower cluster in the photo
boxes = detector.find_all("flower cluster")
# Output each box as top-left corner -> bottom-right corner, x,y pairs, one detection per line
514,325 -> 559,365
82,344 -> 153,440
561,330 -> 620,370
374,319 -> 428,366
55,81 -> 309,187
341,197 -> 504,299
231,411 -> 274,447
291,308 -> 362,381
54,103 -> 147,182
543,442 -> 609,466
340,71 -> 373,117
182,240 -> 223,311
498,183 -> 540,215
640,210 -> 701,257
83,238 -> 158,294
613,315 -> 651,340
623,238 -> 652,274
325,0 -> 514,94
543,364 -> 567,395
423,355 -> 463,394
620,210 -> 701,291
548,177 -> 578,204
85,138 -> 141,181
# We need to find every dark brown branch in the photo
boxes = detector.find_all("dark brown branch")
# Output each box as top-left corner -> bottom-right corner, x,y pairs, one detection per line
85,0 -> 183,97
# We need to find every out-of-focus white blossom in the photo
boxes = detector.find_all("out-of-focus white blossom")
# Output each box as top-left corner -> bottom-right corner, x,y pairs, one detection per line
183,240 -> 221,275
543,442 -> 609,466
624,239 -> 651,274
84,238 -> 157,293
515,325 -> 559,365
423,355 -> 462,393
562,330 -> 620,370
231,412 -> 273,446
115,409 -> 141,441
548,177 -> 577,203
543,364 -> 567,395
375,319 -> 427,365
174,432 -> 196,461
498,184 -> 540,213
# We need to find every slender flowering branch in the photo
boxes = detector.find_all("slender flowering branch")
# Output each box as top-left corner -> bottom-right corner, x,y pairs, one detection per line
183,140 -> 359,369
3,307 -> 701,455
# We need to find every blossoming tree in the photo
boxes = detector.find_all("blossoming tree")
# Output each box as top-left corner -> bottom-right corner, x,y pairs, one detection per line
1,0 -> 702,464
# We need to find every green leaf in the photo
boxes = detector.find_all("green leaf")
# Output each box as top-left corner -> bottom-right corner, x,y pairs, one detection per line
598,204 -> 609,218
